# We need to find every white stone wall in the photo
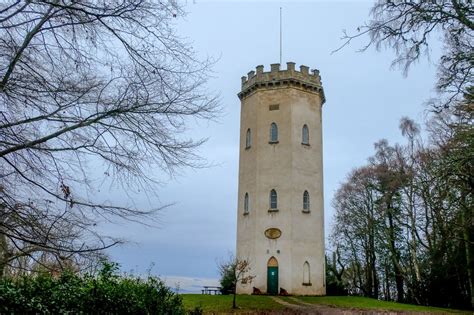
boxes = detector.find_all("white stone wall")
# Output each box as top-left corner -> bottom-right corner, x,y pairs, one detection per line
236,64 -> 325,295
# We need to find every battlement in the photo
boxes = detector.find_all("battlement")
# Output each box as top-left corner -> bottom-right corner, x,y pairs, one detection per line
238,62 -> 325,104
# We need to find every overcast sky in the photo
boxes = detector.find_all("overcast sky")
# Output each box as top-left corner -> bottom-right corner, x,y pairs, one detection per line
105,0 -> 441,292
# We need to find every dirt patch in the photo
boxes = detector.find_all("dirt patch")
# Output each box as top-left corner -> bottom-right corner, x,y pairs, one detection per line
264,297 -> 446,315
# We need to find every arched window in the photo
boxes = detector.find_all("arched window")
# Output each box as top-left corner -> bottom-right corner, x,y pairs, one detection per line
302,124 -> 309,145
270,189 -> 277,209
303,261 -> 311,285
303,190 -> 310,212
244,193 -> 249,214
245,128 -> 251,149
270,123 -> 278,143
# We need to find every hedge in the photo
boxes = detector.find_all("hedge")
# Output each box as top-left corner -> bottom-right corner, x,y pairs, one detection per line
0,262 -> 186,314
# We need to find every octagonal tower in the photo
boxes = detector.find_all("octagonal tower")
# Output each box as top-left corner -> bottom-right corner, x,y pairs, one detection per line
236,62 -> 326,295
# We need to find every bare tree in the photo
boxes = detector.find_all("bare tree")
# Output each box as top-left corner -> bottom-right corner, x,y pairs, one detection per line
331,106 -> 473,308
218,255 -> 255,309
0,0 -> 218,276
332,166 -> 381,298
335,0 -> 473,108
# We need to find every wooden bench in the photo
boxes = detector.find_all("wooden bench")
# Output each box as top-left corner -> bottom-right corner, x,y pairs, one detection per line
201,286 -> 222,295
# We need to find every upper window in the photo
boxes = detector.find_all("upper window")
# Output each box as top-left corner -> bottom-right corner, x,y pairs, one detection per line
303,190 -> 310,212
245,128 -> 251,149
270,123 -> 278,143
270,189 -> 277,209
302,124 -> 309,145
244,193 -> 249,214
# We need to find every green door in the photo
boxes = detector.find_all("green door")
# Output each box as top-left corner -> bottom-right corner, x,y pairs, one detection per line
267,266 -> 279,295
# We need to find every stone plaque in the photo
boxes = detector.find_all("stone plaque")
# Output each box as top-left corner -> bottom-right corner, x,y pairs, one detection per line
264,228 -> 282,239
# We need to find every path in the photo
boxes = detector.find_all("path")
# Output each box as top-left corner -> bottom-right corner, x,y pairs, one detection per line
270,296 -> 364,314
268,296 -> 445,315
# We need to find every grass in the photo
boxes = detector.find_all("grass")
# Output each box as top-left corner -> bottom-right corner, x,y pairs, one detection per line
295,296 -> 470,314
181,294 -> 284,313
181,294 -> 471,314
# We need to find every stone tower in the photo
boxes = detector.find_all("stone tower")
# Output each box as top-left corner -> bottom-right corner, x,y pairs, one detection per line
236,62 -> 326,295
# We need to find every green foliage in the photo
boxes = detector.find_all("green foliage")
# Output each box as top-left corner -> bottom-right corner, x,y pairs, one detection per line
325,266 -> 347,296
218,260 -> 236,295
187,305 -> 203,315
0,261 -> 186,314
326,274 -> 347,296
325,255 -> 347,296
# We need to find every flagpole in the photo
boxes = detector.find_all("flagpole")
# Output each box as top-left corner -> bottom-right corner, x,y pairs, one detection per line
280,7 -> 282,64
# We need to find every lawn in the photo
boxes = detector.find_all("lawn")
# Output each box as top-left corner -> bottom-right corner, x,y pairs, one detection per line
291,296 -> 469,314
181,294 -> 471,314
181,294 -> 284,313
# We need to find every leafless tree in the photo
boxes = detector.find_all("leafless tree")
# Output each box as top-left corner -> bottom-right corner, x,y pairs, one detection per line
335,0 -> 473,109
0,0 -> 218,276
332,105 -> 474,308
218,255 -> 255,309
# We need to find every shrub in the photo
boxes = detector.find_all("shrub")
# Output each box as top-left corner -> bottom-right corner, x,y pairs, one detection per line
218,261 -> 236,295
0,262 -> 186,314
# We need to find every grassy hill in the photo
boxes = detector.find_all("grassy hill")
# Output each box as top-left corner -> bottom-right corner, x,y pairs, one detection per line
181,294 -> 471,314
182,294 -> 284,313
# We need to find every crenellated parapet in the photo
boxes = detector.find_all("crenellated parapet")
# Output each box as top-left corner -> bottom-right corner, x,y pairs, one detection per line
238,62 -> 325,104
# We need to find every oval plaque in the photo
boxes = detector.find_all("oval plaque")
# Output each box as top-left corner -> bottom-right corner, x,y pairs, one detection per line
264,228 -> 282,240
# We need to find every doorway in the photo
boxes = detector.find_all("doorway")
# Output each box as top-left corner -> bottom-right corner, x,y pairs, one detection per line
267,256 -> 279,295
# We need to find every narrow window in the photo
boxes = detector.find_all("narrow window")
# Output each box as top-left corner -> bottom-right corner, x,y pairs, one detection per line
303,190 -> 310,212
270,123 -> 278,143
303,261 -> 311,285
302,124 -> 309,145
270,189 -> 277,209
245,128 -> 251,149
244,193 -> 249,214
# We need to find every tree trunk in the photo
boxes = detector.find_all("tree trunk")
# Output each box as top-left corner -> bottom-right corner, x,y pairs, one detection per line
385,263 -> 391,301
372,252 -> 379,299
365,247 -> 373,298
387,205 -> 404,302
394,271 -> 404,303
369,227 -> 378,298
0,232 -> 9,278
461,201 -> 474,308
232,289 -> 237,309
368,203 -> 378,299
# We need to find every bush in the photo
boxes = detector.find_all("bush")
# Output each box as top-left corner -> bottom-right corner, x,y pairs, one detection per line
325,258 -> 348,296
218,262 -> 235,295
0,262 -> 186,314
188,305 -> 203,315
